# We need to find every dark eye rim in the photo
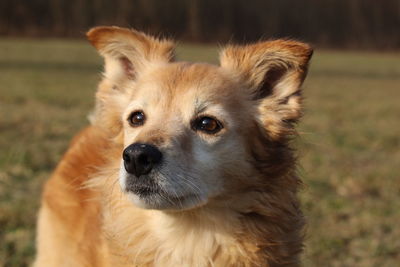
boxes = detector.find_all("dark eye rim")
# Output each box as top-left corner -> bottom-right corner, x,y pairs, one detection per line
128,110 -> 146,127
191,115 -> 224,135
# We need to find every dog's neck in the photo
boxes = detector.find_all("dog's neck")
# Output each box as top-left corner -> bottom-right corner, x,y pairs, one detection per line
93,166 -> 302,266
98,180 -> 254,266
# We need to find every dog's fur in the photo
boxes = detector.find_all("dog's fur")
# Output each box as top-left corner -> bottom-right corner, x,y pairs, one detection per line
34,26 -> 312,267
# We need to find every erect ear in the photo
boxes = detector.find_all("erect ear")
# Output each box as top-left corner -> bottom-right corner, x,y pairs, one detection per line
86,27 -> 175,141
87,26 -> 175,84
220,40 -> 313,139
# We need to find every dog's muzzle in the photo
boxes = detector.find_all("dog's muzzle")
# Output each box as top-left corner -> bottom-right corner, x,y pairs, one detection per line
122,143 -> 163,177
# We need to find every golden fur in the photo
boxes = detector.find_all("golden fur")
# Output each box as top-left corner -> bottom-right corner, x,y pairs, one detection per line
34,26 -> 313,266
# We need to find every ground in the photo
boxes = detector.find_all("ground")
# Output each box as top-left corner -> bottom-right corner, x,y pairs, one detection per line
0,39 -> 399,266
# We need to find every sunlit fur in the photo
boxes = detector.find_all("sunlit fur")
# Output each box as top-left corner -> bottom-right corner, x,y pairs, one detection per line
34,26 -> 312,266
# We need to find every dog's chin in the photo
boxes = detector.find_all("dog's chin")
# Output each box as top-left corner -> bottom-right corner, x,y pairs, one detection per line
125,191 -> 207,211
120,174 -> 208,211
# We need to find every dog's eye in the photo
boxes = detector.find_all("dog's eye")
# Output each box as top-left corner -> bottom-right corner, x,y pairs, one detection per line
128,111 -> 146,127
192,116 -> 223,134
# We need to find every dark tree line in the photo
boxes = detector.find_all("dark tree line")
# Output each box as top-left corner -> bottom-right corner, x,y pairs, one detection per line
0,0 -> 399,49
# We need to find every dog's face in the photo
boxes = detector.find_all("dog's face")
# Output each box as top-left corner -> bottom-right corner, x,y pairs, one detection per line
87,27 -> 312,210
118,64 -> 251,210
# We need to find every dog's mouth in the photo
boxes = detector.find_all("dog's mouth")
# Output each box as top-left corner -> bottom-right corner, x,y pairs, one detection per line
125,174 -> 161,196
127,184 -> 161,197
123,175 -> 203,210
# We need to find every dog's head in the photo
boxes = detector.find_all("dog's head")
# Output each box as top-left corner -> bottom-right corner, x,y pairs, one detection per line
87,27 -> 312,211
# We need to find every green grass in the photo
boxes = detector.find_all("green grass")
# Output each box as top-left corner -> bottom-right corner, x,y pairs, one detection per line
0,38 -> 399,266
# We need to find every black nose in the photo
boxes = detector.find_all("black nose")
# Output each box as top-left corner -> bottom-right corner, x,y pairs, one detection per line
122,143 -> 163,177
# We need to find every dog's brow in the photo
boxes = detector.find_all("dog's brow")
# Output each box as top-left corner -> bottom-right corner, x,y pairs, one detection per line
194,98 -> 209,114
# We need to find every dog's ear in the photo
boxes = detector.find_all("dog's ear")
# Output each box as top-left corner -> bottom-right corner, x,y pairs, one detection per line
87,26 -> 175,84
220,40 -> 313,139
86,27 -> 175,140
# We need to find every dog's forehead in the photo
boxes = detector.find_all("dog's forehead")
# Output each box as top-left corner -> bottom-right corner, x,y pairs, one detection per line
137,62 -> 236,101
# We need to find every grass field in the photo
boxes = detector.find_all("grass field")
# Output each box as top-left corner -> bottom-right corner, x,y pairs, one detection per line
0,38 -> 399,266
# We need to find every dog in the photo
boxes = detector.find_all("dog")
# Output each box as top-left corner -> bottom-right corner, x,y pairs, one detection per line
34,26 -> 312,266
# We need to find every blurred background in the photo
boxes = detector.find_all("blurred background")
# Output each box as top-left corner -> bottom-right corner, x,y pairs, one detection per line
0,0 -> 399,266
1,0 -> 399,48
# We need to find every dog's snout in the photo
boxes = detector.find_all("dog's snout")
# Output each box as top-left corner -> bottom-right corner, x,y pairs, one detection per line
123,143 -> 162,177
